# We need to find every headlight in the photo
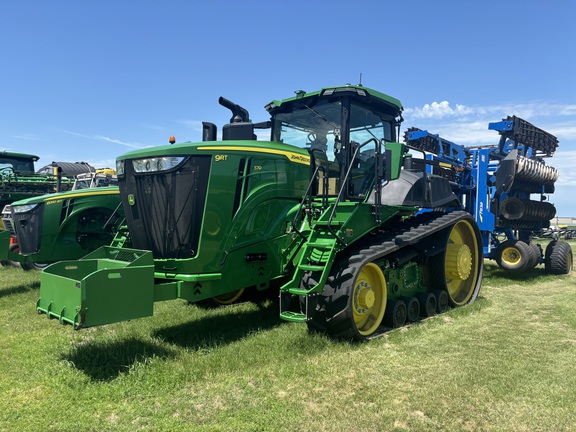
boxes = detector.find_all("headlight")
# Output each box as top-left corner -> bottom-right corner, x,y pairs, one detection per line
132,156 -> 185,173
12,203 -> 39,214
116,160 -> 125,176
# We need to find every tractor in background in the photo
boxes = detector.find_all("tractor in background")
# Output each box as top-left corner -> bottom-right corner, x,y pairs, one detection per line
0,169 -> 121,270
0,151 -> 93,212
37,85 -> 484,341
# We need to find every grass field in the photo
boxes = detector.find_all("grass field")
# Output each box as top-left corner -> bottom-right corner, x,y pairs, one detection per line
1,246 -> 575,431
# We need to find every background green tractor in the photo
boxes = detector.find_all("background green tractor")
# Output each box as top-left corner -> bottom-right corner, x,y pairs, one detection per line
0,170 -> 122,270
37,85 -> 483,341
0,151 -> 93,213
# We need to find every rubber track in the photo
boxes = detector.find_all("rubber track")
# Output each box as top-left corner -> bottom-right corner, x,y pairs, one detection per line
310,210 -> 475,340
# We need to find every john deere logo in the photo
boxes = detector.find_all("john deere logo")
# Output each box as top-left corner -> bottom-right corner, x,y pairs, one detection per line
128,194 -> 136,206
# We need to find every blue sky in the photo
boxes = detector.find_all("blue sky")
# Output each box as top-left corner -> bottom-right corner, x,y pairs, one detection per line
2,0 -> 575,215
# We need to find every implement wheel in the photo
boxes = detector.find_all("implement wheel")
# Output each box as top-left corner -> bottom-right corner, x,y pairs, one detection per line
526,242 -> 542,269
495,240 -> 531,272
425,217 -> 483,307
545,241 -> 573,275
321,251 -> 388,341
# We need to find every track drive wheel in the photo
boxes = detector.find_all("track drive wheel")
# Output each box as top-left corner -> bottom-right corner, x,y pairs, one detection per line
320,251 -> 388,341
545,241 -> 573,275
211,288 -> 246,306
495,240 -> 531,272
425,217 -> 483,306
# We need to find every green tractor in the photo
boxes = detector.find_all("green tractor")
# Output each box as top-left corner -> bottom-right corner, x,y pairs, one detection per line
0,151 -> 92,212
0,170 -> 122,270
37,85 -> 483,341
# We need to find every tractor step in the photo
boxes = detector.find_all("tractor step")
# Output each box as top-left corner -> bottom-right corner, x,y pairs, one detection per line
37,246 -> 155,328
287,287 -> 312,295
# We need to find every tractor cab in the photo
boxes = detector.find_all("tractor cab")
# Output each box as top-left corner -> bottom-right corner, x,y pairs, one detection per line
266,85 -> 404,203
0,151 -> 38,174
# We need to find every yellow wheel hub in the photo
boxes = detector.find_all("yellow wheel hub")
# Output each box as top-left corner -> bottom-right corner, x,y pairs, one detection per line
501,247 -> 521,266
357,284 -> 376,309
352,263 -> 387,336
445,243 -> 472,280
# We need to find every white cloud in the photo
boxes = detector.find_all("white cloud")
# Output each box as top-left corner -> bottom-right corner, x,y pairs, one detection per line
405,101 -> 474,119
82,159 -> 117,170
549,150 -> 576,187
403,100 -> 576,148
13,133 -> 41,140
178,120 -> 203,131
405,101 -> 576,122
64,131 -> 144,149
547,122 -> 576,141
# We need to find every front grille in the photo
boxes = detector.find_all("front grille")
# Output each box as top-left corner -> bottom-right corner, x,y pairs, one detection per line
13,203 -> 45,254
119,156 -> 211,259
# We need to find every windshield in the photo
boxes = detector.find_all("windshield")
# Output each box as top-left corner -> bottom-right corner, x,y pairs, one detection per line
96,177 -> 118,187
74,175 -> 118,190
272,100 -> 394,151
272,99 -> 342,152
74,179 -> 91,190
0,158 -> 35,173
272,98 -> 397,198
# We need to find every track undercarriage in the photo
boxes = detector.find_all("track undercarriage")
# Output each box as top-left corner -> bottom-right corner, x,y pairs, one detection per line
293,211 -> 483,341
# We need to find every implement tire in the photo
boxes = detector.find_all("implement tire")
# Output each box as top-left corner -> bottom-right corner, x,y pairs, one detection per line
495,240 -> 531,273
545,241 -> 573,275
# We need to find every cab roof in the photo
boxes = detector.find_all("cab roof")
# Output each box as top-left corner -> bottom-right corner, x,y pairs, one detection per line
265,84 -> 403,113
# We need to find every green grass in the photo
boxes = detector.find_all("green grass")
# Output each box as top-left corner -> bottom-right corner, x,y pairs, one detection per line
1,248 -> 576,432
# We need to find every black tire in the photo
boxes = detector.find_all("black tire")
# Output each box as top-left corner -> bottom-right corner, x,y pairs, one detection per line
545,241 -> 573,275
526,242 -> 542,269
495,240 -> 532,273
7,244 -> 47,271
402,296 -> 420,323
416,292 -> 437,317
384,299 -> 406,328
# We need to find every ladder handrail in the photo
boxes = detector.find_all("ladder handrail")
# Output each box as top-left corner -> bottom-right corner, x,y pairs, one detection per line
326,138 -> 380,245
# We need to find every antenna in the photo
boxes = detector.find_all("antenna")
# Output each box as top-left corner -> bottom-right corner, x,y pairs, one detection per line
359,73 -> 363,86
